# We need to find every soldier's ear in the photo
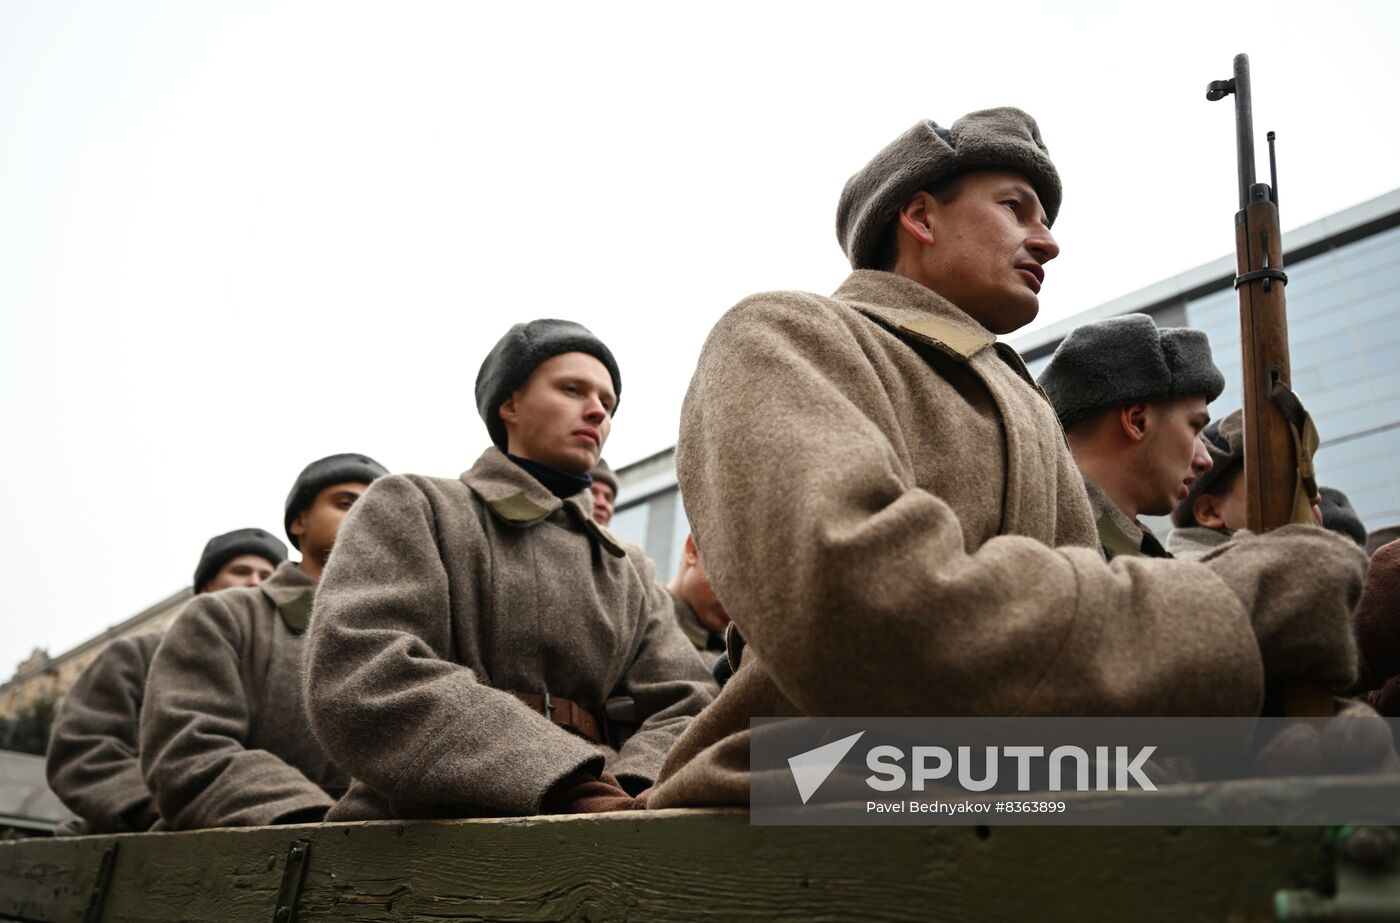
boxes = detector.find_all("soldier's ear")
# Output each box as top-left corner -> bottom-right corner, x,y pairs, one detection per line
1119,402 -> 1151,442
1194,493 -> 1227,530
290,511 -> 308,540
898,192 -> 938,246
498,393 -> 520,428
683,532 -> 700,566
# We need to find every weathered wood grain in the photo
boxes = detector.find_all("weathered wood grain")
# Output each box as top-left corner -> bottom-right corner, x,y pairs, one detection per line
0,809 -> 1342,922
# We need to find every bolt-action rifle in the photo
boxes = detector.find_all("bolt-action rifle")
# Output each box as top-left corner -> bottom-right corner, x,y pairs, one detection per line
1207,54 -> 1327,717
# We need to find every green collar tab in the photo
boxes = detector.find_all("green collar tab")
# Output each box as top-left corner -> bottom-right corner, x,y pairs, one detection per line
278,593 -> 313,634
488,493 -> 553,525
1096,514 -> 1143,561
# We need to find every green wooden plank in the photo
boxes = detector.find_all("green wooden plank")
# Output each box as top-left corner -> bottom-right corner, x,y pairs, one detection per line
0,808 -> 1338,922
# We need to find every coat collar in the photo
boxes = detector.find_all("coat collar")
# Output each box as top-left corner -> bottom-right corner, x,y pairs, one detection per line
461,446 -> 626,558
670,590 -> 723,652
833,270 -> 997,363
258,561 -> 318,633
1082,477 -> 1163,558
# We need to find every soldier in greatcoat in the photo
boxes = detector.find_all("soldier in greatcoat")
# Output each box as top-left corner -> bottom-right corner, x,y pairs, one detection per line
589,459 -> 619,527
646,108 -> 1370,809
1037,313 -> 1222,559
138,455 -> 386,829
667,532 -> 730,670
1167,410 -> 1247,561
45,527 -> 287,835
306,320 -> 716,820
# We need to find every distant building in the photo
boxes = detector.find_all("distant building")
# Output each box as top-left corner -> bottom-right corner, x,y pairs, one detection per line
0,589 -> 189,721
615,187 -> 1400,570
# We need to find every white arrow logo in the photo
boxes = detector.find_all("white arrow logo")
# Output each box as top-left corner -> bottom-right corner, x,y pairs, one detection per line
787,731 -> 865,804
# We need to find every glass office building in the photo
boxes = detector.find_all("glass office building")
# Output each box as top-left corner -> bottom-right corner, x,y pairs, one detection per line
614,188 -> 1400,576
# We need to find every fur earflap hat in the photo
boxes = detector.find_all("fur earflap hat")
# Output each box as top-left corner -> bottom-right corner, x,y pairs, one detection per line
1320,486 -> 1368,548
590,459 -> 619,497
836,107 -> 1062,270
1171,409 -> 1243,528
283,453 -> 389,548
475,319 -> 621,451
1038,313 -> 1225,429
193,528 -> 288,593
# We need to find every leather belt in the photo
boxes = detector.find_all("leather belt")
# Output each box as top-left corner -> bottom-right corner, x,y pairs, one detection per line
512,691 -> 604,744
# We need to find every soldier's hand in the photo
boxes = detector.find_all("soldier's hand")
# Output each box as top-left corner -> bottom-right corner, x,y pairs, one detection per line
1201,523 -> 1368,691
541,769 -> 642,814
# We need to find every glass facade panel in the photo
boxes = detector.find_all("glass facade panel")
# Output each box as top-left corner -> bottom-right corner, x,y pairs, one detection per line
609,502 -> 650,550
1188,221 -> 1400,531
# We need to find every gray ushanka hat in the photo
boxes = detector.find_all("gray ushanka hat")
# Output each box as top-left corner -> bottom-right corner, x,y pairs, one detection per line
1320,486 -> 1367,548
836,107 -> 1062,270
283,453 -> 389,548
1038,313 -> 1226,429
193,528 -> 288,593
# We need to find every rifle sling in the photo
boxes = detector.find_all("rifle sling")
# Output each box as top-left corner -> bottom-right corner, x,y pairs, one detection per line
1267,379 -> 1320,526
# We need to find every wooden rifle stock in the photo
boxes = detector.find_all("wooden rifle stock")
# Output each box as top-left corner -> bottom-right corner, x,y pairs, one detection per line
1209,54 -> 1331,718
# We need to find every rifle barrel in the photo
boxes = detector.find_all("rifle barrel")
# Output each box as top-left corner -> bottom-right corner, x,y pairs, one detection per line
1232,53 -> 1256,210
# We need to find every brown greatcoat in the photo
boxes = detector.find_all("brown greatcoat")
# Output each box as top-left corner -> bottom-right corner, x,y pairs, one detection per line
305,447 -> 717,821
46,631 -> 163,835
1355,540 -> 1400,714
139,562 -> 346,829
649,270 -> 1283,809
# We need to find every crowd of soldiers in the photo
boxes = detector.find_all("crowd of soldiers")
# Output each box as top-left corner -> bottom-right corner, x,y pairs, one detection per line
42,105 -> 1400,834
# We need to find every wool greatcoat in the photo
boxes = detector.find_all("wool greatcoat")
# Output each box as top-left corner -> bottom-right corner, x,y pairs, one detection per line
304,448 -> 717,821
46,631 -> 163,835
647,269 -> 1329,809
1165,526 -> 1232,562
139,562 -> 346,829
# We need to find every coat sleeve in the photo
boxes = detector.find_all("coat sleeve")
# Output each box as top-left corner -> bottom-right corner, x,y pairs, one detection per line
606,560 -> 718,788
676,295 -> 1268,718
138,598 -> 333,828
305,474 -> 604,817
45,635 -> 159,833
1353,540 -> 1400,692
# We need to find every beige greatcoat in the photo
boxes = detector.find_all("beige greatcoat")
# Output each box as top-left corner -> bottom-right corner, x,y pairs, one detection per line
305,448 -> 717,821
46,631 -> 163,835
1165,526 -> 1231,562
139,563 -> 346,829
649,270 -> 1281,808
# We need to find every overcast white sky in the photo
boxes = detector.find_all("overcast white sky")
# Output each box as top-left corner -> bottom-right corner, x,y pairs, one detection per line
3,1 -> 1399,676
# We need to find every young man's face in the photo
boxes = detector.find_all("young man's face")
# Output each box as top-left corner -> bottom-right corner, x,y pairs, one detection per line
1138,396 -> 1213,517
202,554 -> 277,593
678,534 -> 731,634
292,482 -> 368,565
918,170 -> 1059,334
589,481 -> 616,526
1194,466 -> 1248,533
500,352 -> 615,476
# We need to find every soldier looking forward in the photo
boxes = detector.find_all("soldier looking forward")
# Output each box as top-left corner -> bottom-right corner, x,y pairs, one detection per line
139,455 -> 386,828
46,527 -> 287,834
307,320 -> 715,820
